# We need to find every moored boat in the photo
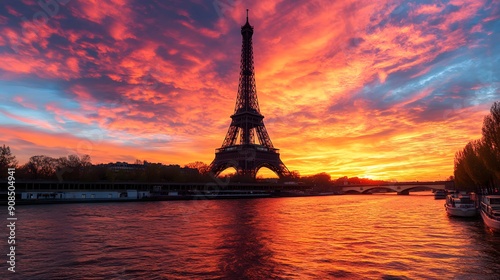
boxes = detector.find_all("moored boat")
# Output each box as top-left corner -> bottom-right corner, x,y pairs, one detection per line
444,193 -> 477,217
480,195 -> 500,231
434,189 -> 446,199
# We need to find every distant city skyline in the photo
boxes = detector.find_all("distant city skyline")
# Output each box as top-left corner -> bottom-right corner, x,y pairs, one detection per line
0,0 -> 499,180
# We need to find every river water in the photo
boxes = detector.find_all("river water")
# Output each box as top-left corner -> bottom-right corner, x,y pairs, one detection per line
3,193 -> 500,279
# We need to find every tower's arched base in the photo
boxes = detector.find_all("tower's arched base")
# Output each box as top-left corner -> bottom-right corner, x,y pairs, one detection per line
209,145 -> 290,180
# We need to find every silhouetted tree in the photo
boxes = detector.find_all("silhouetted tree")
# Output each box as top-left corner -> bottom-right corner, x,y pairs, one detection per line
55,154 -> 92,181
0,145 -> 17,178
454,102 -> 500,193
348,177 -> 361,185
288,170 -> 301,181
86,164 -> 108,181
185,161 -> 209,175
302,172 -> 331,187
144,163 -> 163,182
162,165 -> 183,182
22,155 -> 57,179
481,101 -> 500,182
460,141 -> 492,191
454,149 -> 475,191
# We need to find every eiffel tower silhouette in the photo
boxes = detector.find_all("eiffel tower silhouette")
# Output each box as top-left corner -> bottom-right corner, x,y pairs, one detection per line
209,10 -> 290,180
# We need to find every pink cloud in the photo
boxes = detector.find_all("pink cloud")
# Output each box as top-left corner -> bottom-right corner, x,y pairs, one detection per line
0,109 -> 57,131
13,96 -> 38,110
6,6 -> 22,17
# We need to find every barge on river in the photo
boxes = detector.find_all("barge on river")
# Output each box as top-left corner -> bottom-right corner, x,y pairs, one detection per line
480,195 -> 500,231
444,193 -> 477,217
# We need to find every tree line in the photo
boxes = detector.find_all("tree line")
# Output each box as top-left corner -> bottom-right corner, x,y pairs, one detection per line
454,102 -> 500,193
0,150 -> 202,183
1,148 -> 341,188
1,144 -> 418,187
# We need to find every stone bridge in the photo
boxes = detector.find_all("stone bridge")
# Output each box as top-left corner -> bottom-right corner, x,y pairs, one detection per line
341,181 -> 453,195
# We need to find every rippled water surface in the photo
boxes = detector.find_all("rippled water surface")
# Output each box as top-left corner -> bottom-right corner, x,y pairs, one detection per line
4,193 -> 500,279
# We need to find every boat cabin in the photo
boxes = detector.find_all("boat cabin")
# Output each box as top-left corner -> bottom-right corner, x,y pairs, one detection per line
486,196 -> 500,206
446,193 -> 474,208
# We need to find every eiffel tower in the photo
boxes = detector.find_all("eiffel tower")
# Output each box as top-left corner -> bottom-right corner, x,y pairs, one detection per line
209,11 -> 290,180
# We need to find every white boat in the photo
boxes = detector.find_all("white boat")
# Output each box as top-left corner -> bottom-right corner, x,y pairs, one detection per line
480,195 -> 500,231
444,193 -> 477,217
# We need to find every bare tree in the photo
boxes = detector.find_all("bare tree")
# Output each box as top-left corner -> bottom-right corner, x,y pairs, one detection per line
185,161 -> 210,175
23,155 -> 57,179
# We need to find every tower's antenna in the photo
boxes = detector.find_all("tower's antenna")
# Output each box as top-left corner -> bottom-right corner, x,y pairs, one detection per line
246,9 -> 249,22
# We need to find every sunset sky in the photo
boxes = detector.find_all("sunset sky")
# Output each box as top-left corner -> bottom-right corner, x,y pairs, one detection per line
0,0 -> 499,181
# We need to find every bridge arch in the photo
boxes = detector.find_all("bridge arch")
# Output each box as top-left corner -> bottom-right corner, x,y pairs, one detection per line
343,190 -> 363,194
359,186 -> 399,194
401,185 -> 440,193
341,182 -> 448,194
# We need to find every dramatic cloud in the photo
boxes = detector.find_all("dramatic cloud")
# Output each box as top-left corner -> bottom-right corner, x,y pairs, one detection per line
0,0 -> 498,180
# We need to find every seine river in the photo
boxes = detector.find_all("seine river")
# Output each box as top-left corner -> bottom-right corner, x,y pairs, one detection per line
4,193 -> 500,279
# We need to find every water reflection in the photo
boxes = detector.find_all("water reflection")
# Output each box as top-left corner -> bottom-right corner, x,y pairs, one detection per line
11,195 -> 500,279
216,200 -> 278,279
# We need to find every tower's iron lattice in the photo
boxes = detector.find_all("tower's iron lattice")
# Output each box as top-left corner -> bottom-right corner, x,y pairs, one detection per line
209,11 -> 290,179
